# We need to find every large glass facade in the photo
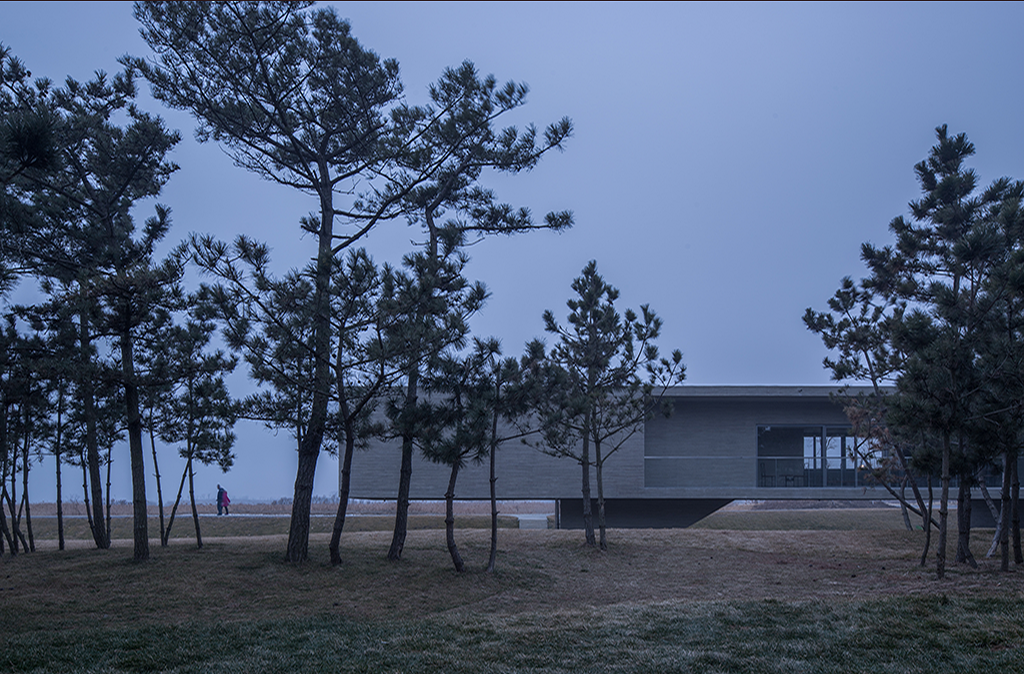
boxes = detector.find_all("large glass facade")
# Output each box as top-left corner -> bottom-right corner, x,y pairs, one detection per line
757,425 -> 868,488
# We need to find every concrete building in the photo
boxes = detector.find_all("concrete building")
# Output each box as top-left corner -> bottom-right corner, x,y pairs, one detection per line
347,385 -> 894,527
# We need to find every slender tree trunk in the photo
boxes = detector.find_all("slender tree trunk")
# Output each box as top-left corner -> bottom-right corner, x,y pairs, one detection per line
580,412 -> 596,547
329,413 -> 356,566
80,445 -> 95,542
55,451 -> 64,550
19,492 -> 34,552
21,427 -> 34,552
149,412 -> 167,546
79,309 -> 108,549
595,438 -> 607,551
445,462 -> 465,573
388,369 -> 419,562
3,407 -> 17,553
987,456 -> 1009,558
579,364 -> 598,547
999,453 -> 1012,569
1012,455 -> 1022,565
0,474 -> 14,555
8,489 -> 27,553
580,456 -> 595,546
119,328 -> 149,562
105,449 -> 112,543
978,473 -> 1001,523
487,400 -> 500,573
936,434 -> 950,579
0,422 -> 12,555
7,463 -> 27,552
329,344 -> 369,566
55,400 -> 65,551
920,477 -> 934,567
8,443 -> 21,553
164,459 -> 189,545
979,469 -> 1002,557
187,455 -> 201,549
0,491 -> 11,554
899,478 -> 913,531
955,479 -> 977,568
891,441 -> 930,532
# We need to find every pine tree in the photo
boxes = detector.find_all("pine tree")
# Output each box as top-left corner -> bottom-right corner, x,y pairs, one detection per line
151,292 -> 238,548
8,61 -> 180,560
380,61 -> 572,561
809,126 -> 1021,578
131,2 -> 405,562
534,261 -> 684,548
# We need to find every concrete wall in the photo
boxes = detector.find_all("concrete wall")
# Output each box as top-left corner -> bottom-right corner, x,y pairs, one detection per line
347,428 -> 644,501
344,386 -> 888,503
643,391 -> 859,498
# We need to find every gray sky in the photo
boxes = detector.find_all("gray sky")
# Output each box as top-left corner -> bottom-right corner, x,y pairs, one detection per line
5,1 -> 1024,502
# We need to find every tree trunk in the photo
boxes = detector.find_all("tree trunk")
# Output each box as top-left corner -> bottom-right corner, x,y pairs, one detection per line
936,433 -> 950,579
8,487 -> 28,554
445,462 -> 465,573
1012,456 -> 1022,565
897,446 -> 929,525
595,437 -> 607,551
487,401 -> 500,573
286,441 -> 320,563
0,480 -> 13,555
21,428 -> 35,552
954,479 -> 977,568
981,468 -> 1003,558
329,419 -> 356,566
79,309 -> 109,549
920,477 -> 934,567
7,467 -> 27,552
284,170 -> 335,564
987,456 -> 1008,558
164,459 -> 189,546
578,365 -> 597,547
1000,453 -> 1012,570
149,412 -> 167,546
388,370 -> 419,562
187,455 -> 202,549
0,409 -> 13,555
105,448 -> 112,544
80,445 -> 95,542
55,401 -> 65,551
899,478 -> 913,531
0,496 -> 11,555
389,434 -> 415,562
119,329 -> 149,562
580,417 -> 596,547
55,446 -> 65,551
978,472 -> 1001,523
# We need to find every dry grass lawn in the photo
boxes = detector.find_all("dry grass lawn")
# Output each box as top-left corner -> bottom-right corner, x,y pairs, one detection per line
3,510 -> 1021,635
4,508 -> 1024,673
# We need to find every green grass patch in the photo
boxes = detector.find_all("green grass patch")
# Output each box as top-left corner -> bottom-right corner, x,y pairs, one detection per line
4,597 -> 1023,673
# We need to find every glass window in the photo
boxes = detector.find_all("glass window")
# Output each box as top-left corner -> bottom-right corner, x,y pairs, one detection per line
757,425 -> 855,488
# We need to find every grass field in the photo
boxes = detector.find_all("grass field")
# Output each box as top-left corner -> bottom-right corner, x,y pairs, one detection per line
2,508 -> 1022,673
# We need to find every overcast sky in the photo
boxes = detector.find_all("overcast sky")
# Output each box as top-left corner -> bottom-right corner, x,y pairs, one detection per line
5,1 -> 1024,502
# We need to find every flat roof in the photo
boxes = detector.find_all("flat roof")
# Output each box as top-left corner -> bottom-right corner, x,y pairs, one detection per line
659,385 -> 883,399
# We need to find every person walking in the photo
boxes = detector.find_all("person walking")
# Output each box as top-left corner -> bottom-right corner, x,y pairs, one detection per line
216,484 -> 225,516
